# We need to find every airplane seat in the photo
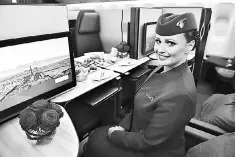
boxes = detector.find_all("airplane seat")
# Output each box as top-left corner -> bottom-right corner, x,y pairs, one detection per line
73,10 -> 103,58
204,3 -> 235,59
185,101 -> 234,155
184,124 -> 234,157
185,112 -> 234,156
214,57 -> 235,94
16,0 -> 42,3
185,94 -> 234,155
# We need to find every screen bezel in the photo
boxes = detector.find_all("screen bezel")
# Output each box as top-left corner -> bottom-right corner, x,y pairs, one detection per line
142,22 -> 157,56
0,31 -> 77,124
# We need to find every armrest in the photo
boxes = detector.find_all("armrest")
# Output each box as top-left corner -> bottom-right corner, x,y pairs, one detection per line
188,118 -> 228,136
184,125 -> 216,152
185,126 -> 216,141
128,67 -> 152,81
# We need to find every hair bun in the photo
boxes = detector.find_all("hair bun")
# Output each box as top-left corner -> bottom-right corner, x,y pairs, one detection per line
195,33 -> 200,43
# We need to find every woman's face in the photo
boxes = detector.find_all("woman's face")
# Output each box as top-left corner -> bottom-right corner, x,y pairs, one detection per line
154,33 -> 190,69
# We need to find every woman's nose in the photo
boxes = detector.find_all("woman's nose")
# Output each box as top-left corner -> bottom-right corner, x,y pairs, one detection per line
154,43 -> 166,53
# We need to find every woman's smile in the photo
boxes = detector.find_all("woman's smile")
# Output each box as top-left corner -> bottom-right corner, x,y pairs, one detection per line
154,33 -> 189,69
157,53 -> 170,60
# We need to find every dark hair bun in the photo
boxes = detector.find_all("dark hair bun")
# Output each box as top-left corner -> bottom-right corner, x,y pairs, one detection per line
195,33 -> 200,43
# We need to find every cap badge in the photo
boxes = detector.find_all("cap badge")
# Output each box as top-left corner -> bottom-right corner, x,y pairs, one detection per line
176,18 -> 187,28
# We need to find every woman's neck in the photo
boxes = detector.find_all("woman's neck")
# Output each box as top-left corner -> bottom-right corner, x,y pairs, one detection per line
162,60 -> 187,73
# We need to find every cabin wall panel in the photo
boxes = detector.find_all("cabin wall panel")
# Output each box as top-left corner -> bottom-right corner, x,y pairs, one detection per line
0,5 -> 69,40
137,8 -> 163,59
204,3 -> 235,58
97,9 -> 130,53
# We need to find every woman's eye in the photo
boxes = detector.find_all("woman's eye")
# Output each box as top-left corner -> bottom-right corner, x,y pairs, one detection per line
167,41 -> 176,46
155,39 -> 161,44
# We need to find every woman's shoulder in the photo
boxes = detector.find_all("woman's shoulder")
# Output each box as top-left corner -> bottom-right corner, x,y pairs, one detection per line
180,68 -> 196,95
164,74 -> 196,98
160,90 -> 195,100
156,84 -> 197,106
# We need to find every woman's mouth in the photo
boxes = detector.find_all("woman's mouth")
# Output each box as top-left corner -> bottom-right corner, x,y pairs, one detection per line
158,53 -> 170,60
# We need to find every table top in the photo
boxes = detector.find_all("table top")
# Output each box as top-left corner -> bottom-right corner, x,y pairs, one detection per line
0,106 -> 79,157
51,69 -> 120,103
104,57 -> 150,74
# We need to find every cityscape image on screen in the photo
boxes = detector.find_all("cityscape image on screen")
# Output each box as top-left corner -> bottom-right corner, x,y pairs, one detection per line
0,36 -> 73,112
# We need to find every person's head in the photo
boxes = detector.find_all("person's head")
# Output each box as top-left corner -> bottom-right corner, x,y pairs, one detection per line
154,12 -> 199,70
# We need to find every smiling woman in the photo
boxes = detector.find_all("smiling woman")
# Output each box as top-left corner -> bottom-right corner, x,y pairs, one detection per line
154,13 -> 198,72
83,12 -> 198,157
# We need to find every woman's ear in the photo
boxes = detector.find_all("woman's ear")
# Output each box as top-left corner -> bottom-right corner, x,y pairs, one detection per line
187,40 -> 195,51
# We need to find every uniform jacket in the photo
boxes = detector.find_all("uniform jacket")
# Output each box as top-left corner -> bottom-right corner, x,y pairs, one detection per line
109,62 -> 197,157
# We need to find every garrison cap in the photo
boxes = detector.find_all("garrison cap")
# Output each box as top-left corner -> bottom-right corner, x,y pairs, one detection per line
155,12 -> 197,36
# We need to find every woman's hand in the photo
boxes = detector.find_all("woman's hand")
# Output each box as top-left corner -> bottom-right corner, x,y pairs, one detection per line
108,126 -> 125,138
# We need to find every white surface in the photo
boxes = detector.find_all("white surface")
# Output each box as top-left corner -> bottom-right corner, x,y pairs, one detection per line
51,69 -> 120,102
0,5 -> 69,40
92,70 -> 115,81
204,3 -> 235,58
0,106 -> 79,157
105,57 -> 150,74
66,1 -> 206,11
118,59 -> 137,66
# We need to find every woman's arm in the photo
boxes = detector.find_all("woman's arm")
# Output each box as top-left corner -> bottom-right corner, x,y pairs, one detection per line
118,112 -> 132,130
109,92 -> 195,151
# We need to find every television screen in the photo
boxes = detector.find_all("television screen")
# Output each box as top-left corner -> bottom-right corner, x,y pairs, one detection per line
0,32 -> 76,124
142,22 -> 157,56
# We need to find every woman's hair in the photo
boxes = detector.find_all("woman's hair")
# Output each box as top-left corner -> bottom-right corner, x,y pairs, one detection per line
183,29 -> 200,50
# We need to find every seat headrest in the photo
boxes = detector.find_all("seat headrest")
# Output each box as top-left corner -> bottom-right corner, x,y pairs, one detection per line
78,12 -> 100,34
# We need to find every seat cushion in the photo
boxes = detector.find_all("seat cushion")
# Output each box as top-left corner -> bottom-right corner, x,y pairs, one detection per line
75,33 -> 103,57
185,132 -> 235,157
215,67 -> 235,80
78,12 -> 100,34
199,94 -> 235,132
73,10 -> 103,57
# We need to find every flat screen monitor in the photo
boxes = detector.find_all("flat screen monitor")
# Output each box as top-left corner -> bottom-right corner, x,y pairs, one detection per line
142,22 -> 157,56
0,31 -> 76,124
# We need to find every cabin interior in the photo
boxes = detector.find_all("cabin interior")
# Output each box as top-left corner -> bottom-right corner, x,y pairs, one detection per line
0,1 -> 235,157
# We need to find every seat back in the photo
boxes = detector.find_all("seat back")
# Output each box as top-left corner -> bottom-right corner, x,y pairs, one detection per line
74,10 -> 103,57
204,3 -> 235,58
17,0 -> 42,3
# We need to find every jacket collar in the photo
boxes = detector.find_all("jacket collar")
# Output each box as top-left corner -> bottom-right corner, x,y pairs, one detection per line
158,61 -> 189,79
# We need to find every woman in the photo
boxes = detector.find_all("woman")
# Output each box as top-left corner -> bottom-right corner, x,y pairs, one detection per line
83,12 -> 198,157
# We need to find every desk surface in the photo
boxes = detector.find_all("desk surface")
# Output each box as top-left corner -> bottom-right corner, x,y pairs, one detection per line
0,107 -> 79,157
51,55 -> 149,103
51,69 -> 120,103
104,57 -> 150,74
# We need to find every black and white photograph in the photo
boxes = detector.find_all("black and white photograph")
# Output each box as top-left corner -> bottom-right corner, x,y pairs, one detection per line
0,1 -> 235,157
